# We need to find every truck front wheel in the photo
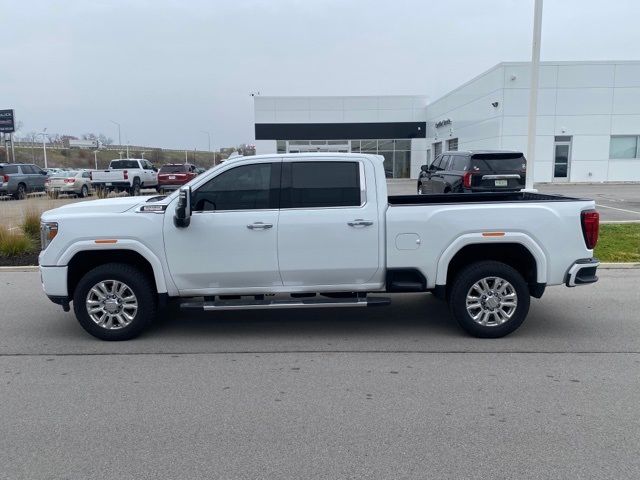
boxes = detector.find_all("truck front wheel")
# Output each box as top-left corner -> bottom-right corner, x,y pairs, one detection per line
73,263 -> 157,341
448,261 -> 530,338
130,178 -> 141,196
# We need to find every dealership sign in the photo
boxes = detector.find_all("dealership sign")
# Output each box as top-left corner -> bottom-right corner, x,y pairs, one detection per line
0,109 -> 15,133
435,118 -> 452,129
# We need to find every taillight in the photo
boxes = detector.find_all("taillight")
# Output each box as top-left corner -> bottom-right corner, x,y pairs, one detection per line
581,210 -> 599,249
463,172 -> 473,189
89,171 -> 93,180
64,178 -> 75,184
2,175 -> 8,183
123,170 -> 128,180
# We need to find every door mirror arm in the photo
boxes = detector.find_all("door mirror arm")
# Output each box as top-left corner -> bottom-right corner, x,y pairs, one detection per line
174,186 -> 192,228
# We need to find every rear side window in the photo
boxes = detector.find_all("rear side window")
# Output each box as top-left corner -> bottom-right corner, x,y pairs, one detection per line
282,161 -> 361,208
192,163 -> 279,211
110,160 -> 139,169
450,155 -> 468,171
0,165 -> 19,175
160,165 -> 187,173
21,165 -> 36,174
471,155 -> 526,172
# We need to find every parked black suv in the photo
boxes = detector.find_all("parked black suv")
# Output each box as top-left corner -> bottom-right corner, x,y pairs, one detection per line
417,150 -> 526,194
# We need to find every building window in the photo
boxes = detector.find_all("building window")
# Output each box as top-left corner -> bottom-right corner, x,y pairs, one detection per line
610,136 -> 640,159
274,138 -> 412,177
447,138 -> 458,151
433,142 -> 442,157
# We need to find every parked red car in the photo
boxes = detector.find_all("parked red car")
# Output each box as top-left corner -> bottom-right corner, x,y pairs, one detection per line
157,163 -> 199,193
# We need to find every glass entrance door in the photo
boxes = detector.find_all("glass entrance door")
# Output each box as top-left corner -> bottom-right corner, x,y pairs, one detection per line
553,136 -> 572,182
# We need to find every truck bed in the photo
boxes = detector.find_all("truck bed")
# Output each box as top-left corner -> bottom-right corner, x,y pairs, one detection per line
388,191 -> 586,205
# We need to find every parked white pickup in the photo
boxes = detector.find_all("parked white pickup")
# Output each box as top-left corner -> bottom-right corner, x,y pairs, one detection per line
90,158 -> 158,196
39,153 -> 600,340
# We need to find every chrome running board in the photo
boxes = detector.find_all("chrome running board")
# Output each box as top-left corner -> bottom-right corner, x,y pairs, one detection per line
180,296 -> 391,311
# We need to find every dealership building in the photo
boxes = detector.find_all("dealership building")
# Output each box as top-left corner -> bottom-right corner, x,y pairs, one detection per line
254,60 -> 640,182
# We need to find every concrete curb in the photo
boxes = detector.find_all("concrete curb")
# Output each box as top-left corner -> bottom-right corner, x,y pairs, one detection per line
1,263 -> 639,274
0,266 -> 39,272
599,263 -> 640,269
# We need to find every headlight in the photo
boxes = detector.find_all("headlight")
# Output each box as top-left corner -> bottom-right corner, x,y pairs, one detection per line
40,222 -> 58,250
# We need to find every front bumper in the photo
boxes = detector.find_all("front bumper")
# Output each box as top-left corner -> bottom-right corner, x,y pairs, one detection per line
565,258 -> 599,287
40,265 -> 69,297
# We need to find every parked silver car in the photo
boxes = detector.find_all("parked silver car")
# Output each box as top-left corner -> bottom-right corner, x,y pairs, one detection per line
45,170 -> 93,198
0,163 -> 48,199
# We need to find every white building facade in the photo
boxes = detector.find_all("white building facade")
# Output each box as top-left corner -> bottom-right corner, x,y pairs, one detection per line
254,61 -> 640,182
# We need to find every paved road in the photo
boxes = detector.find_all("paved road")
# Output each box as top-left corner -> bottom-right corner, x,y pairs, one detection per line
388,180 -> 640,222
1,269 -> 639,478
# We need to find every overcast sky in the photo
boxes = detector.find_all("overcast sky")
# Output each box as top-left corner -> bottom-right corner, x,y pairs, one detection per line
1,0 -> 639,149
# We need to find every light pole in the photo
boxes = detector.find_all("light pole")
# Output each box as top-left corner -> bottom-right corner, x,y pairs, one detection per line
36,128 -> 48,169
525,0 -> 543,191
93,150 -> 99,169
201,130 -> 213,166
110,120 -> 122,147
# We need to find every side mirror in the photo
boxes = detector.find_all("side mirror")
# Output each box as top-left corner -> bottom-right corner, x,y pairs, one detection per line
40,171 -> 47,175
174,186 -> 192,228
420,165 -> 428,172
153,167 -> 158,172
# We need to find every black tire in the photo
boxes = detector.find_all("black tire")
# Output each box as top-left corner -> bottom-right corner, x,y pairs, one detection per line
130,178 -> 141,196
73,263 -> 157,341
80,185 -> 89,198
448,261 -> 530,338
13,183 -> 26,200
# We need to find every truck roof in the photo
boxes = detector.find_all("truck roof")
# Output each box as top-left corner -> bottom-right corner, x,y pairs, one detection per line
225,152 -> 384,165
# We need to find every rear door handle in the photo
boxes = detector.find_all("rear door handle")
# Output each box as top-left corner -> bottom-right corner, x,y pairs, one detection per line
348,219 -> 374,227
247,222 -> 273,230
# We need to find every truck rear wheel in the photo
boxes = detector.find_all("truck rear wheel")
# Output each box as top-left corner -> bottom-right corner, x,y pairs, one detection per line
130,179 -> 141,196
448,261 -> 530,338
73,263 -> 157,341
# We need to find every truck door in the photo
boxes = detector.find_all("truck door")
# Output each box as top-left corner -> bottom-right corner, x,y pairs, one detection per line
163,160 -> 282,293
277,159 -> 380,287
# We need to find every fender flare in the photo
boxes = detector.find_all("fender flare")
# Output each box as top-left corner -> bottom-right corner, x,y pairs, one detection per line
435,232 -> 548,285
57,239 -> 169,293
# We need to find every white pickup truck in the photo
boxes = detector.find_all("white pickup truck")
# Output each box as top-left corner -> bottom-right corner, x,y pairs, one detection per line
90,158 -> 158,196
39,153 -> 600,341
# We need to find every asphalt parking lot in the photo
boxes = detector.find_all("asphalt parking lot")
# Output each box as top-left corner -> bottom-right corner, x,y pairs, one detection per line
1,269 -> 639,478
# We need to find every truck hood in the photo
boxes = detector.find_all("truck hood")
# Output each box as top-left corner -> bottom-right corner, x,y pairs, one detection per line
42,196 -> 156,219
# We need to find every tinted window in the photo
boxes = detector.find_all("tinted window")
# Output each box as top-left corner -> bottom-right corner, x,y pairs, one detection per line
192,163 -> 277,211
283,161 -> 360,208
31,165 -> 44,174
110,160 -> 139,169
450,155 -> 468,171
436,155 -> 449,171
21,165 -> 36,174
470,156 -> 526,172
0,165 -> 19,174
82,172 -> 91,178
160,164 -> 188,173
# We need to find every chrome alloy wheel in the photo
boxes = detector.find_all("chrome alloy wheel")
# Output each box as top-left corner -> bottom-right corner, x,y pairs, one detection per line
465,276 -> 518,327
85,280 -> 138,329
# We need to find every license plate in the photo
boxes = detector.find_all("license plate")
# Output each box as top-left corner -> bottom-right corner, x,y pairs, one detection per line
169,175 -> 176,180
495,180 -> 508,187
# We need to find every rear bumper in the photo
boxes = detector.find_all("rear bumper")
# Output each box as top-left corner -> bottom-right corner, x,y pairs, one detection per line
565,258 -> 599,287
92,182 -> 130,188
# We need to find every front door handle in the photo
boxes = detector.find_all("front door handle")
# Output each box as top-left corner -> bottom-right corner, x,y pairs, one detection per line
247,222 -> 273,230
347,219 -> 374,227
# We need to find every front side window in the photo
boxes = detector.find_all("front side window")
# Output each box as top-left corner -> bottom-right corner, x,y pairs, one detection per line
21,165 -> 36,174
282,161 -> 361,208
192,163 -> 277,212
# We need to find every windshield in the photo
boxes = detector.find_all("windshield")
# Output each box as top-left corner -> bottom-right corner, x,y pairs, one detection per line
110,160 -> 139,169
160,165 -> 188,173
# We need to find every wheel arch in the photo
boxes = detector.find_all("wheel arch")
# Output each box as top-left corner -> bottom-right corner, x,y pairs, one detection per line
435,233 -> 547,293
60,241 -> 169,299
